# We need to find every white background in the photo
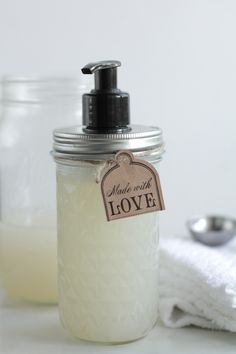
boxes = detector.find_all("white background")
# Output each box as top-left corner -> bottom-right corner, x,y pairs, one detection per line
0,0 -> 236,235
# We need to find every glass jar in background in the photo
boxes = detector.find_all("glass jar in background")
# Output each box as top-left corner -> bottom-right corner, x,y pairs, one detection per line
0,76 -> 90,303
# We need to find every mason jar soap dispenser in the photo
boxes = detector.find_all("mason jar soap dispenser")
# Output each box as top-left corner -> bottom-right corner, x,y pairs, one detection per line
53,60 -> 165,343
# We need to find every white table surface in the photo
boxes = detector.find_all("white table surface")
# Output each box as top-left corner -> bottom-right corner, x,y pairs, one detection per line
1,292 -> 236,354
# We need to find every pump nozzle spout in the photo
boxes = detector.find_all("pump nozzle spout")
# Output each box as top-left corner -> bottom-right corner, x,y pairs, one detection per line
82,60 -> 121,91
81,60 -> 121,74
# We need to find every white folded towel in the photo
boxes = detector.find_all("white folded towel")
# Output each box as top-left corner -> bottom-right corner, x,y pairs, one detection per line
159,235 -> 236,331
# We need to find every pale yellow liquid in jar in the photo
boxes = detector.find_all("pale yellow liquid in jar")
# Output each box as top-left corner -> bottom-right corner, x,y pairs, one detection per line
0,216 -> 58,303
57,163 -> 159,343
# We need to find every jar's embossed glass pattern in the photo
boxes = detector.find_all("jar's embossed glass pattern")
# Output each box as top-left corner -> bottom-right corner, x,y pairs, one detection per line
55,158 -> 161,343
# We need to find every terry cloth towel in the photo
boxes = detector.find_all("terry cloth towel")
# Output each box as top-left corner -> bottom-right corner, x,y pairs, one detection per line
159,235 -> 236,331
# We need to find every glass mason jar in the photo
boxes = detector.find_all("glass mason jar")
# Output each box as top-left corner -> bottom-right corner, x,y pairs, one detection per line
0,76 -> 90,303
53,125 -> 164,343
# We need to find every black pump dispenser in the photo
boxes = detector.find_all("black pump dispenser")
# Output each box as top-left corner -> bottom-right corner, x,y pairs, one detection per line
81,60 -> 130,133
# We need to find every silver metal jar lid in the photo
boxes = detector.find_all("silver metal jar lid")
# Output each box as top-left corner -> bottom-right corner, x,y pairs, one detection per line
53,124 -> 164,161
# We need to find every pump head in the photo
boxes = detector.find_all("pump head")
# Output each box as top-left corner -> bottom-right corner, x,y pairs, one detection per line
81,60 -> 130,133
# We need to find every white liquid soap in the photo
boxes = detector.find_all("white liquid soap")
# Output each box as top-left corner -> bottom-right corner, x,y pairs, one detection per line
57,170 -> 159,342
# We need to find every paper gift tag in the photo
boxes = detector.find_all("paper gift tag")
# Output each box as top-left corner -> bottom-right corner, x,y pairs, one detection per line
100,150 -> 165,221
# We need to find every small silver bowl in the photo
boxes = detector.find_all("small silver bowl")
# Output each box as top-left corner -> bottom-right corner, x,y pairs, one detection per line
187,215 -> 236,246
